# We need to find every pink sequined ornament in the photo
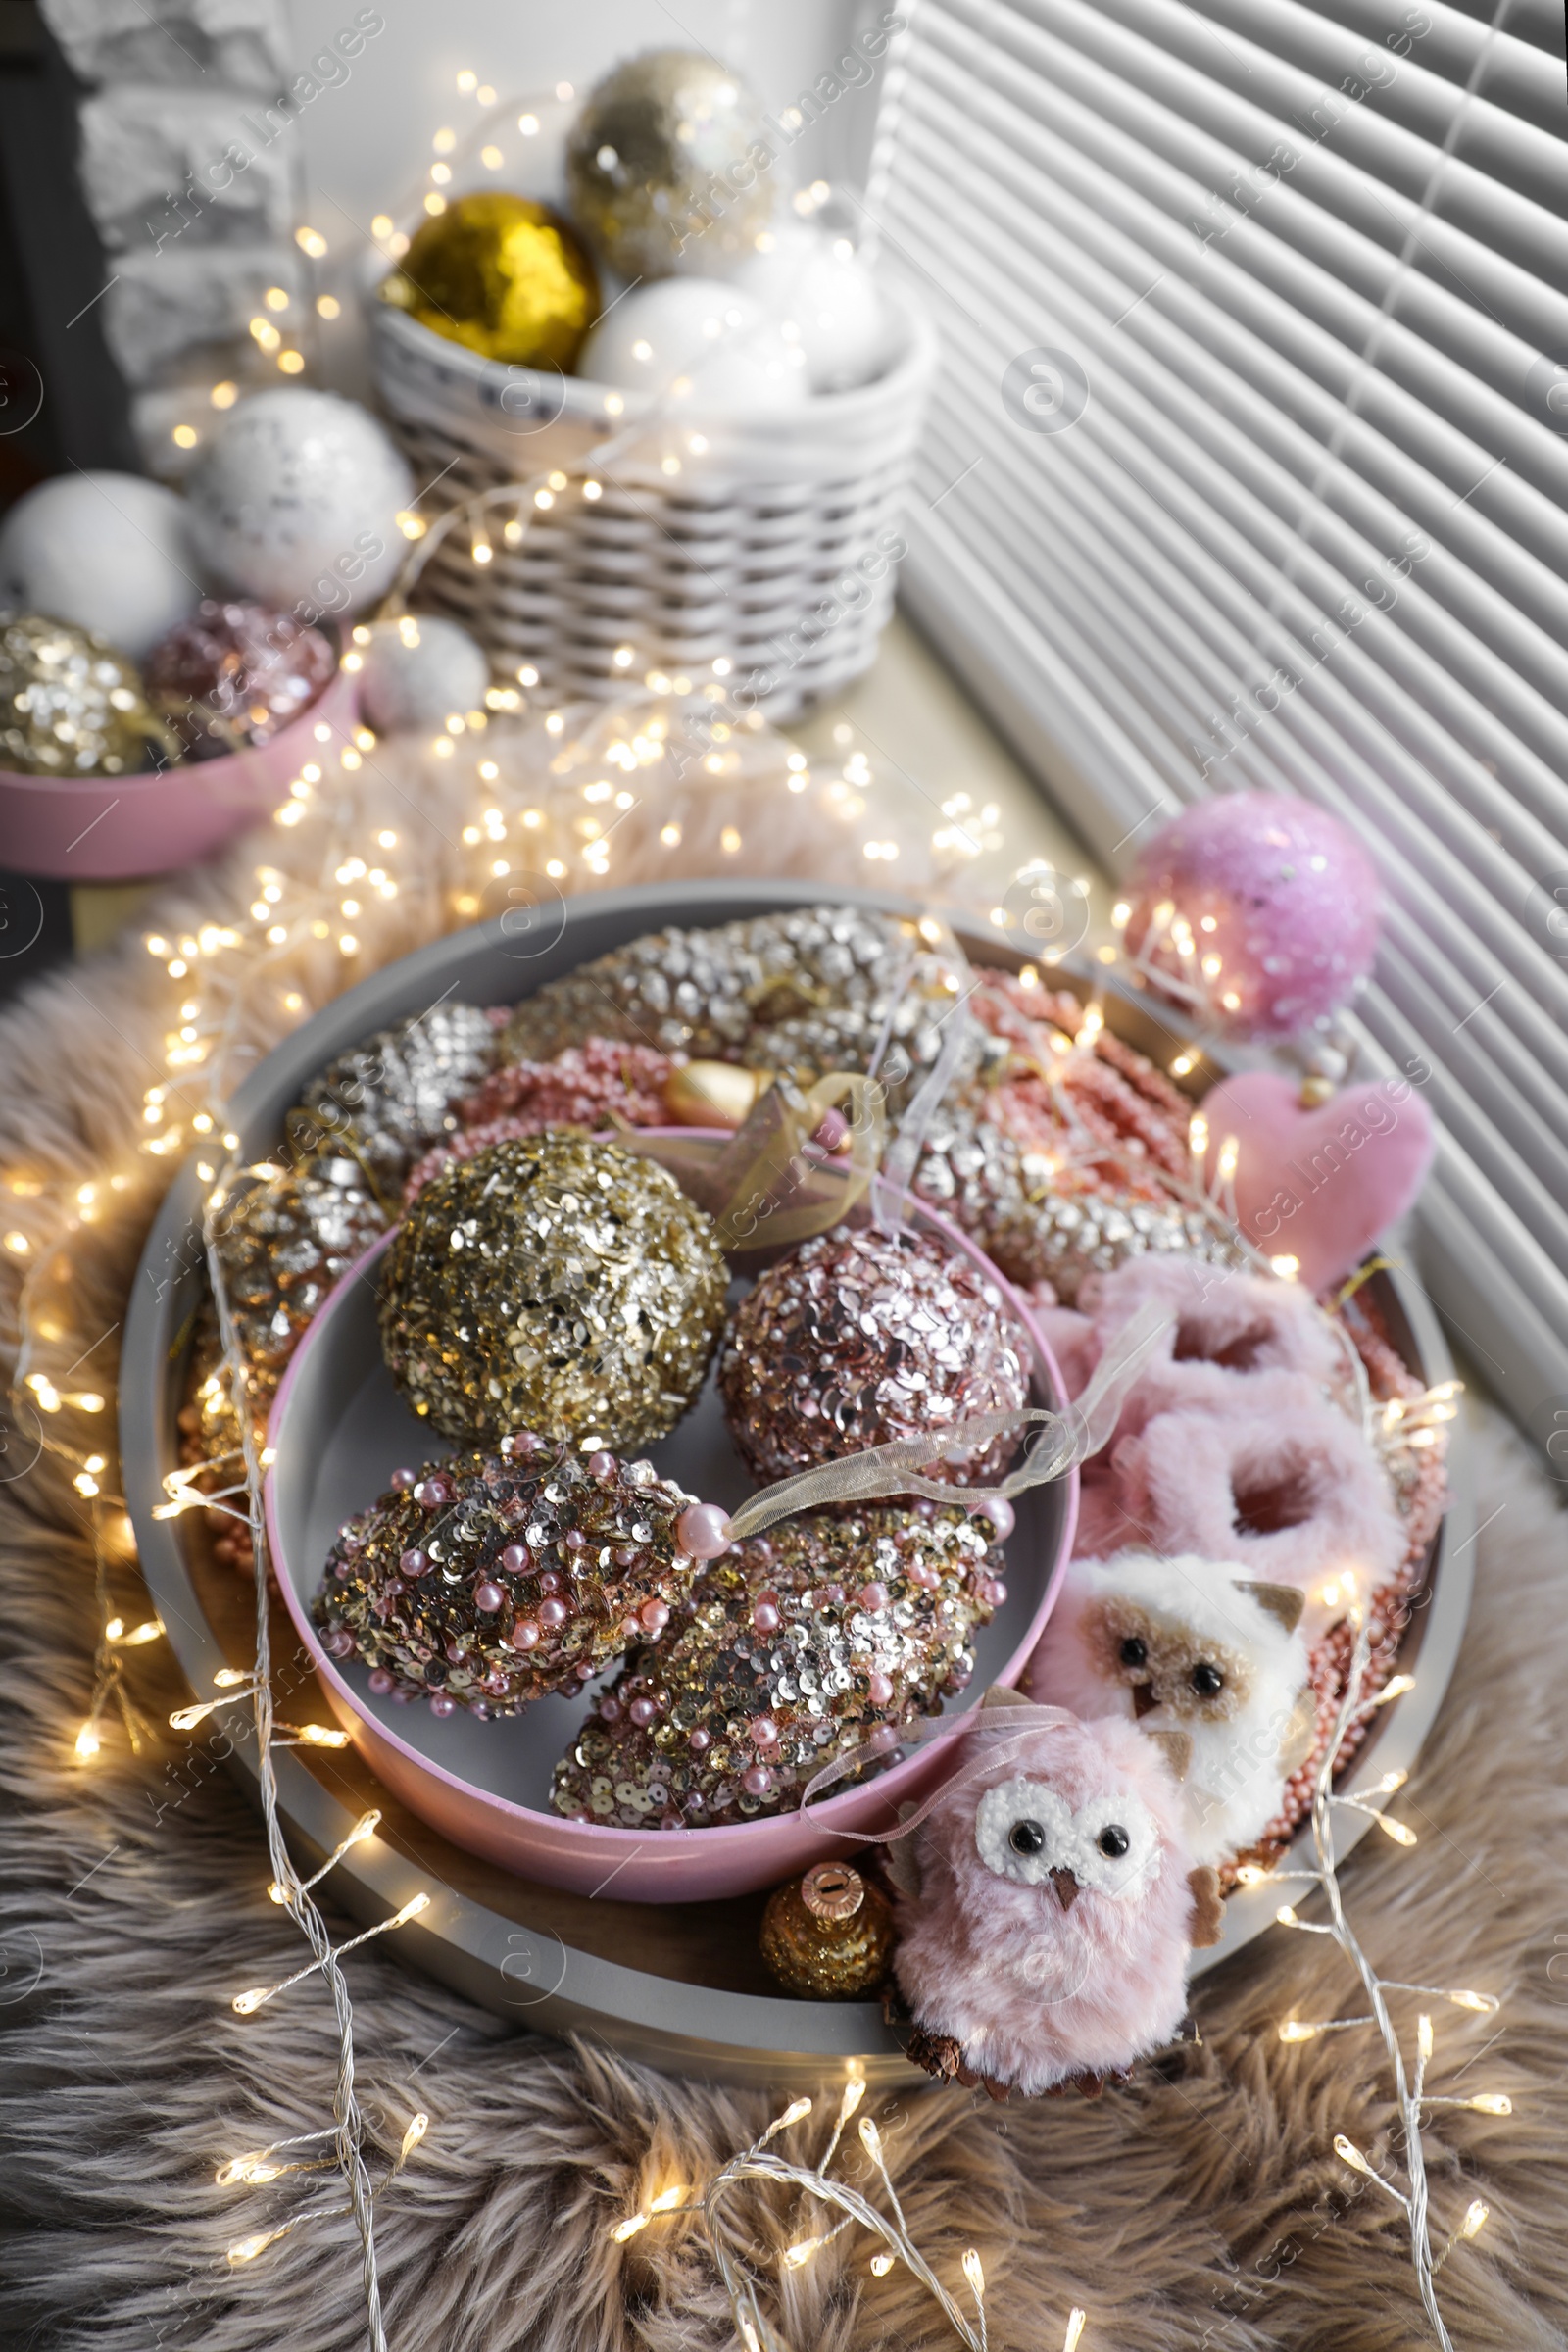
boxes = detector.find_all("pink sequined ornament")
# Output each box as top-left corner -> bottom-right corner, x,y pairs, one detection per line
144,597 -> 334,760
406,1038 -> 676,1198
1125,793 -> 1381,1041
719,1225 -> 1031,1486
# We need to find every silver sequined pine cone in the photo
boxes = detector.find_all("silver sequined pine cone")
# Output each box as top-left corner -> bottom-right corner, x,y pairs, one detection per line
289,1002 -> 500,1195
501,907 -> 980,1106
910,1101 -> 1248,1304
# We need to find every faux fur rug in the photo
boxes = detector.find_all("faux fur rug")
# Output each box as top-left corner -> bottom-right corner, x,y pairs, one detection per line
0,750 -> 1564,2351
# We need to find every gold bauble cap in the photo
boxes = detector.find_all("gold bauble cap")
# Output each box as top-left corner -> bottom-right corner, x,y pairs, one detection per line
380,192 -> 600,371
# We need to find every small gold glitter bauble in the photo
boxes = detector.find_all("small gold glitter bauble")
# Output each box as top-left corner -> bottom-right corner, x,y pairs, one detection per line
0,610 -> 174,776
380,192 -> 600,369
760,1862 -> 896,1999
379,1132 -> 728,1450
565,50 -> 775,280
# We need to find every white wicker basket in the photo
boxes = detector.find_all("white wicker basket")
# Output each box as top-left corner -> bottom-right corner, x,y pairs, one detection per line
369,286 -> 935,719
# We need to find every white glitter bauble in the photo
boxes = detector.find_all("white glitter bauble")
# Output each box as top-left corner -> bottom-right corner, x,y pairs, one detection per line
732,223 -> 889,393
357,616 -> 489,734
0,471 -> 200,662
578,278 -> 808,417
185,391 -> 413,618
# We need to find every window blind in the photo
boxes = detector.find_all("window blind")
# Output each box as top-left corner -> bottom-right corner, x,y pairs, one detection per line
865,0 -> 1568,1432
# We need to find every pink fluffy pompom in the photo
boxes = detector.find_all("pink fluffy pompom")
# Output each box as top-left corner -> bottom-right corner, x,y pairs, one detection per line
1074,1255 -> 1347,1441
890,1704 -> 1219,2096
1125,792 -> 1381,1041
1105,1389 -> 1404,1638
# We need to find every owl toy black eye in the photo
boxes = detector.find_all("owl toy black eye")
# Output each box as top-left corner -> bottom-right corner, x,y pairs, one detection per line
1119,1636 -> 1148,1668
1008,1818 -> 1047,1857
1097,1824 -> 1131,1859
1191,1660 -> 1225,1697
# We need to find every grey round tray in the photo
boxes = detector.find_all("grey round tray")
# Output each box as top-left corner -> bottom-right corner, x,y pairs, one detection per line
122,880 -> 1474,2087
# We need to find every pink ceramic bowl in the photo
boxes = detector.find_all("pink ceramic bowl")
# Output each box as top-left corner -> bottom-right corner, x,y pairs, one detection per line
0,661 -> 358,881
266,1197 -> 1076,1902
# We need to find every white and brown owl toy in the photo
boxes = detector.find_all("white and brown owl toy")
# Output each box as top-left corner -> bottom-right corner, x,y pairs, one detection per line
1025,1551 -> 1311,1865
887,1693 -> 1222,2098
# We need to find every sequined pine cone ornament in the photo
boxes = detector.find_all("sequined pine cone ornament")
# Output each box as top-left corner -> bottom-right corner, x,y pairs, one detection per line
379,1133 -> 728,1449
760,1861 -> 896,1999
0,610 -> 175,776
288,1002 -> 501,1195
213,1153 -> 389,1396
910,1102 -> 1247,1305
312,1440 -> 697,1714
552,1502 -> 1003,1828
499,907 -> 978,1104
719,1226 -> 1030,1485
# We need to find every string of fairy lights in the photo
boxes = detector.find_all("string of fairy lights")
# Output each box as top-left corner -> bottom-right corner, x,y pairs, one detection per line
1257,1581 -> 1506,2352
1,75 -> 1493,2329
0,648 -> 1495,2344
601,2074 -> 1088,2352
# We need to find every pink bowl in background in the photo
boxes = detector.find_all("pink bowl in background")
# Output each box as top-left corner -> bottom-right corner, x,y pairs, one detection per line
0,660 -> 359,882
266,1195 -> 1077,1903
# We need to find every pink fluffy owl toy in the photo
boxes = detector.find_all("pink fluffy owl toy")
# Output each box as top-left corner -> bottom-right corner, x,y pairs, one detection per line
887,1691 -> 1223,2098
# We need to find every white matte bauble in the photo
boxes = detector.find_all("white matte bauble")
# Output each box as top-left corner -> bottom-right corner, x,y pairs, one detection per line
184,390 -> 413,618
732,221 -> 890,393
357,616 -> 490,734
0,471 -> 200,662
578,279 -> 808,418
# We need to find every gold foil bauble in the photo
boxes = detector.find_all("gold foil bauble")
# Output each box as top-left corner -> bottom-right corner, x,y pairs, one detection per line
379,1133 -> 728,1451
0,611 -> 174,776
565,50 -> 775,280
380,193 -> 600,369
760,1862 -> 896,1999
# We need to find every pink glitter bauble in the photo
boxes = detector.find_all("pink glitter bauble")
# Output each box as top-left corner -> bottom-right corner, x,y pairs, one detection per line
1124,793 -> 1381,1041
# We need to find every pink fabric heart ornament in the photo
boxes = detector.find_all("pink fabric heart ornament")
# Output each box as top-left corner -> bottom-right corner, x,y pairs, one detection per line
1200,1069 -> 1436,1294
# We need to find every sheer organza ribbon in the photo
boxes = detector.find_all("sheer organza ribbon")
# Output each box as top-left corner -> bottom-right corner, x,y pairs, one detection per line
615,911 -> 980,1254
721,1299 -> 1172,1542
618,1068 -> 887,1250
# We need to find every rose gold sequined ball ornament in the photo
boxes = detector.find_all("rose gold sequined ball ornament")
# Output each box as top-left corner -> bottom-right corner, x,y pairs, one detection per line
760,1861 -> 895,1998
719,1226 -> 1032,1485
144,597 -> 334,760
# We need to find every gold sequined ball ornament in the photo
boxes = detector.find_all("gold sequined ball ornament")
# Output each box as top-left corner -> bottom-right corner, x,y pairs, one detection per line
379,1132 -> 728,1451
760,1862 -> 896,1999
565,49 -> 775,280
0,611 -> 174,776
379,192 -> 600,369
